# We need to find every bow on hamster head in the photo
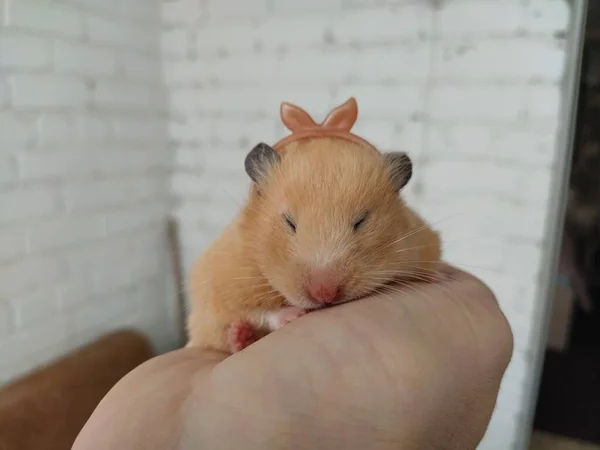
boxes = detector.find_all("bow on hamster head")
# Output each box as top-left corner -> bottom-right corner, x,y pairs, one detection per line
242,134 -> 417,310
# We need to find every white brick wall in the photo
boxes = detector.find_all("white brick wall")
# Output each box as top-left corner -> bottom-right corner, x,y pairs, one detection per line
162,1 -> 573,449
0,0 -> 179,384
0,0 -> 577,447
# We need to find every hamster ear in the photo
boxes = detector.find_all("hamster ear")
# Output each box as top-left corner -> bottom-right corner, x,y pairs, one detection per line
383,152 -> 412,192
245,142 -> 280,184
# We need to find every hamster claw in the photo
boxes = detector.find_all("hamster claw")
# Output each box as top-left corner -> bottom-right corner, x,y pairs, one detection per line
228,320 -> 258,353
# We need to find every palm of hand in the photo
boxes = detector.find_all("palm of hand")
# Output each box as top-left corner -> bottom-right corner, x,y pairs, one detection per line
72,266 -> 512,450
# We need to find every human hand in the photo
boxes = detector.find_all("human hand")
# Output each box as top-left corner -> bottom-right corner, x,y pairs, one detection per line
71,264 -> 513,450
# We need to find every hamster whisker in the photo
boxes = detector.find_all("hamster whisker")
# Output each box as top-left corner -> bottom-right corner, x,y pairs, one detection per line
378,222 -> 433,251
251,290 -> 281,305
378,212 -> 467,251
380,269 -> 460,300
229,276 -> 268,281
393,260 -> 501,274
377,279 -> 437,307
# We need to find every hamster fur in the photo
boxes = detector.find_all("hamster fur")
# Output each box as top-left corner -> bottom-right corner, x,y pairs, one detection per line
186,137 -> 442,353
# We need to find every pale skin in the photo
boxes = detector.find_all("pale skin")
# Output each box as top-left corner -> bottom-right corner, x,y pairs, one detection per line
71,264 -> 513,450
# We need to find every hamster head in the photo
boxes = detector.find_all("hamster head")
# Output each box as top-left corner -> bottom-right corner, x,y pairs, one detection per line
243,137 -> 425,310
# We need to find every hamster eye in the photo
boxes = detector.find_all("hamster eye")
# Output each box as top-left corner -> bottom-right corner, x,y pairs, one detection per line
283,214 -> 296,233
353,212 -> 368,231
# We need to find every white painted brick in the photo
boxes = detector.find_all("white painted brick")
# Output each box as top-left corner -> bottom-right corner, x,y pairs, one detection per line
63,178 -> 164,212
162,0 -> 203,25
36,113 -> 113,148
429,86 -> 523,123
331,6 -> 433,43
18,151 -> 103,180
104,203 -> 167,234
0,154 -> 17,185
419,195 -> 547,243
77,115 -> 113,143
101,149 -> 170,172
59,0 -> 120,14
26,215 -> 106,253
0,35 -> 50,69
3,314 -> 71,364
335,86 -> 426,119
161,28 -> 189,55
171,172 -> 207,197
0,315 -> 70,379
171,173 -> 250,206
93,82 -> 156,109
170,86 -> 333,117
67,294 -> 138,338
206,0 -> 268,21
173,147 -> 203,170
195,23 -> 257,54
11,287 -> 60,328
524,0 -> 571,34
5,0 -> 84,37
0,256 -> 64,299
0,303 -> 14,338
421,161 -> 523,197
503,242 -> 544,284
425,125 -> 558,168
442,238 -> 506,273
271,0 -> 343,12
345,119 -> 423,154
11,75 -> 89,109
119,0 -> 160,22
507,312 -> 537,352
89,260 -> 133,293
53,41 -> 117,76
56,278 -> 88,307
129,256 -> 163,282
524,85 -> 562,121
436,0 -> 523,36
173,116 -> 276,145
0,77 -> 9,107
0,113 -> 36,148
173,199 -> 241,229
163,59 -> 195,85
113,117 -> 166,144
205,45 -> 430,85
0,0 -> 175,387
87,17 -> 155,51
63,237 -> 133,275
254,16 -> 330,50
0,227 -> 26,263
37,114 -> 74,147
479,412 -> 520,450
120,55 -> 161,83
434,38 -> 565,83
517,166 -> 554,205
0,187 -> 59,224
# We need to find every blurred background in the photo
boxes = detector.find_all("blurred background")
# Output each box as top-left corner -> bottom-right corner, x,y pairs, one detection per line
0,0 -> 595,449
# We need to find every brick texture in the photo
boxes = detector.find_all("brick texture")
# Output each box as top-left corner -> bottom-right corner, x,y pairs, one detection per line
0,0 -> 573,448
0,0 -> 178,384
161,1 -> 571,449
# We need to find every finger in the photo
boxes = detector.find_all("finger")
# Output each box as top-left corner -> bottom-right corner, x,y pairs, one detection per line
72,349 -> 227,450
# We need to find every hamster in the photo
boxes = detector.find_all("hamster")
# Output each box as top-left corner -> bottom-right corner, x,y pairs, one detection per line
186,99 -> 442,353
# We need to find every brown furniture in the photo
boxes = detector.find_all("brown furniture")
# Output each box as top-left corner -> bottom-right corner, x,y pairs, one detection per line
0,329 -> 155,450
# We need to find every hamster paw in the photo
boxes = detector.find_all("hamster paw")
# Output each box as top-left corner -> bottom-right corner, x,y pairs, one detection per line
267,307 -> 307,331
228,320 -> 258,353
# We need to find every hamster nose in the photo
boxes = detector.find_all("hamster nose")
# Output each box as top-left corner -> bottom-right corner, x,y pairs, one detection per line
306,269 -> 341,304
